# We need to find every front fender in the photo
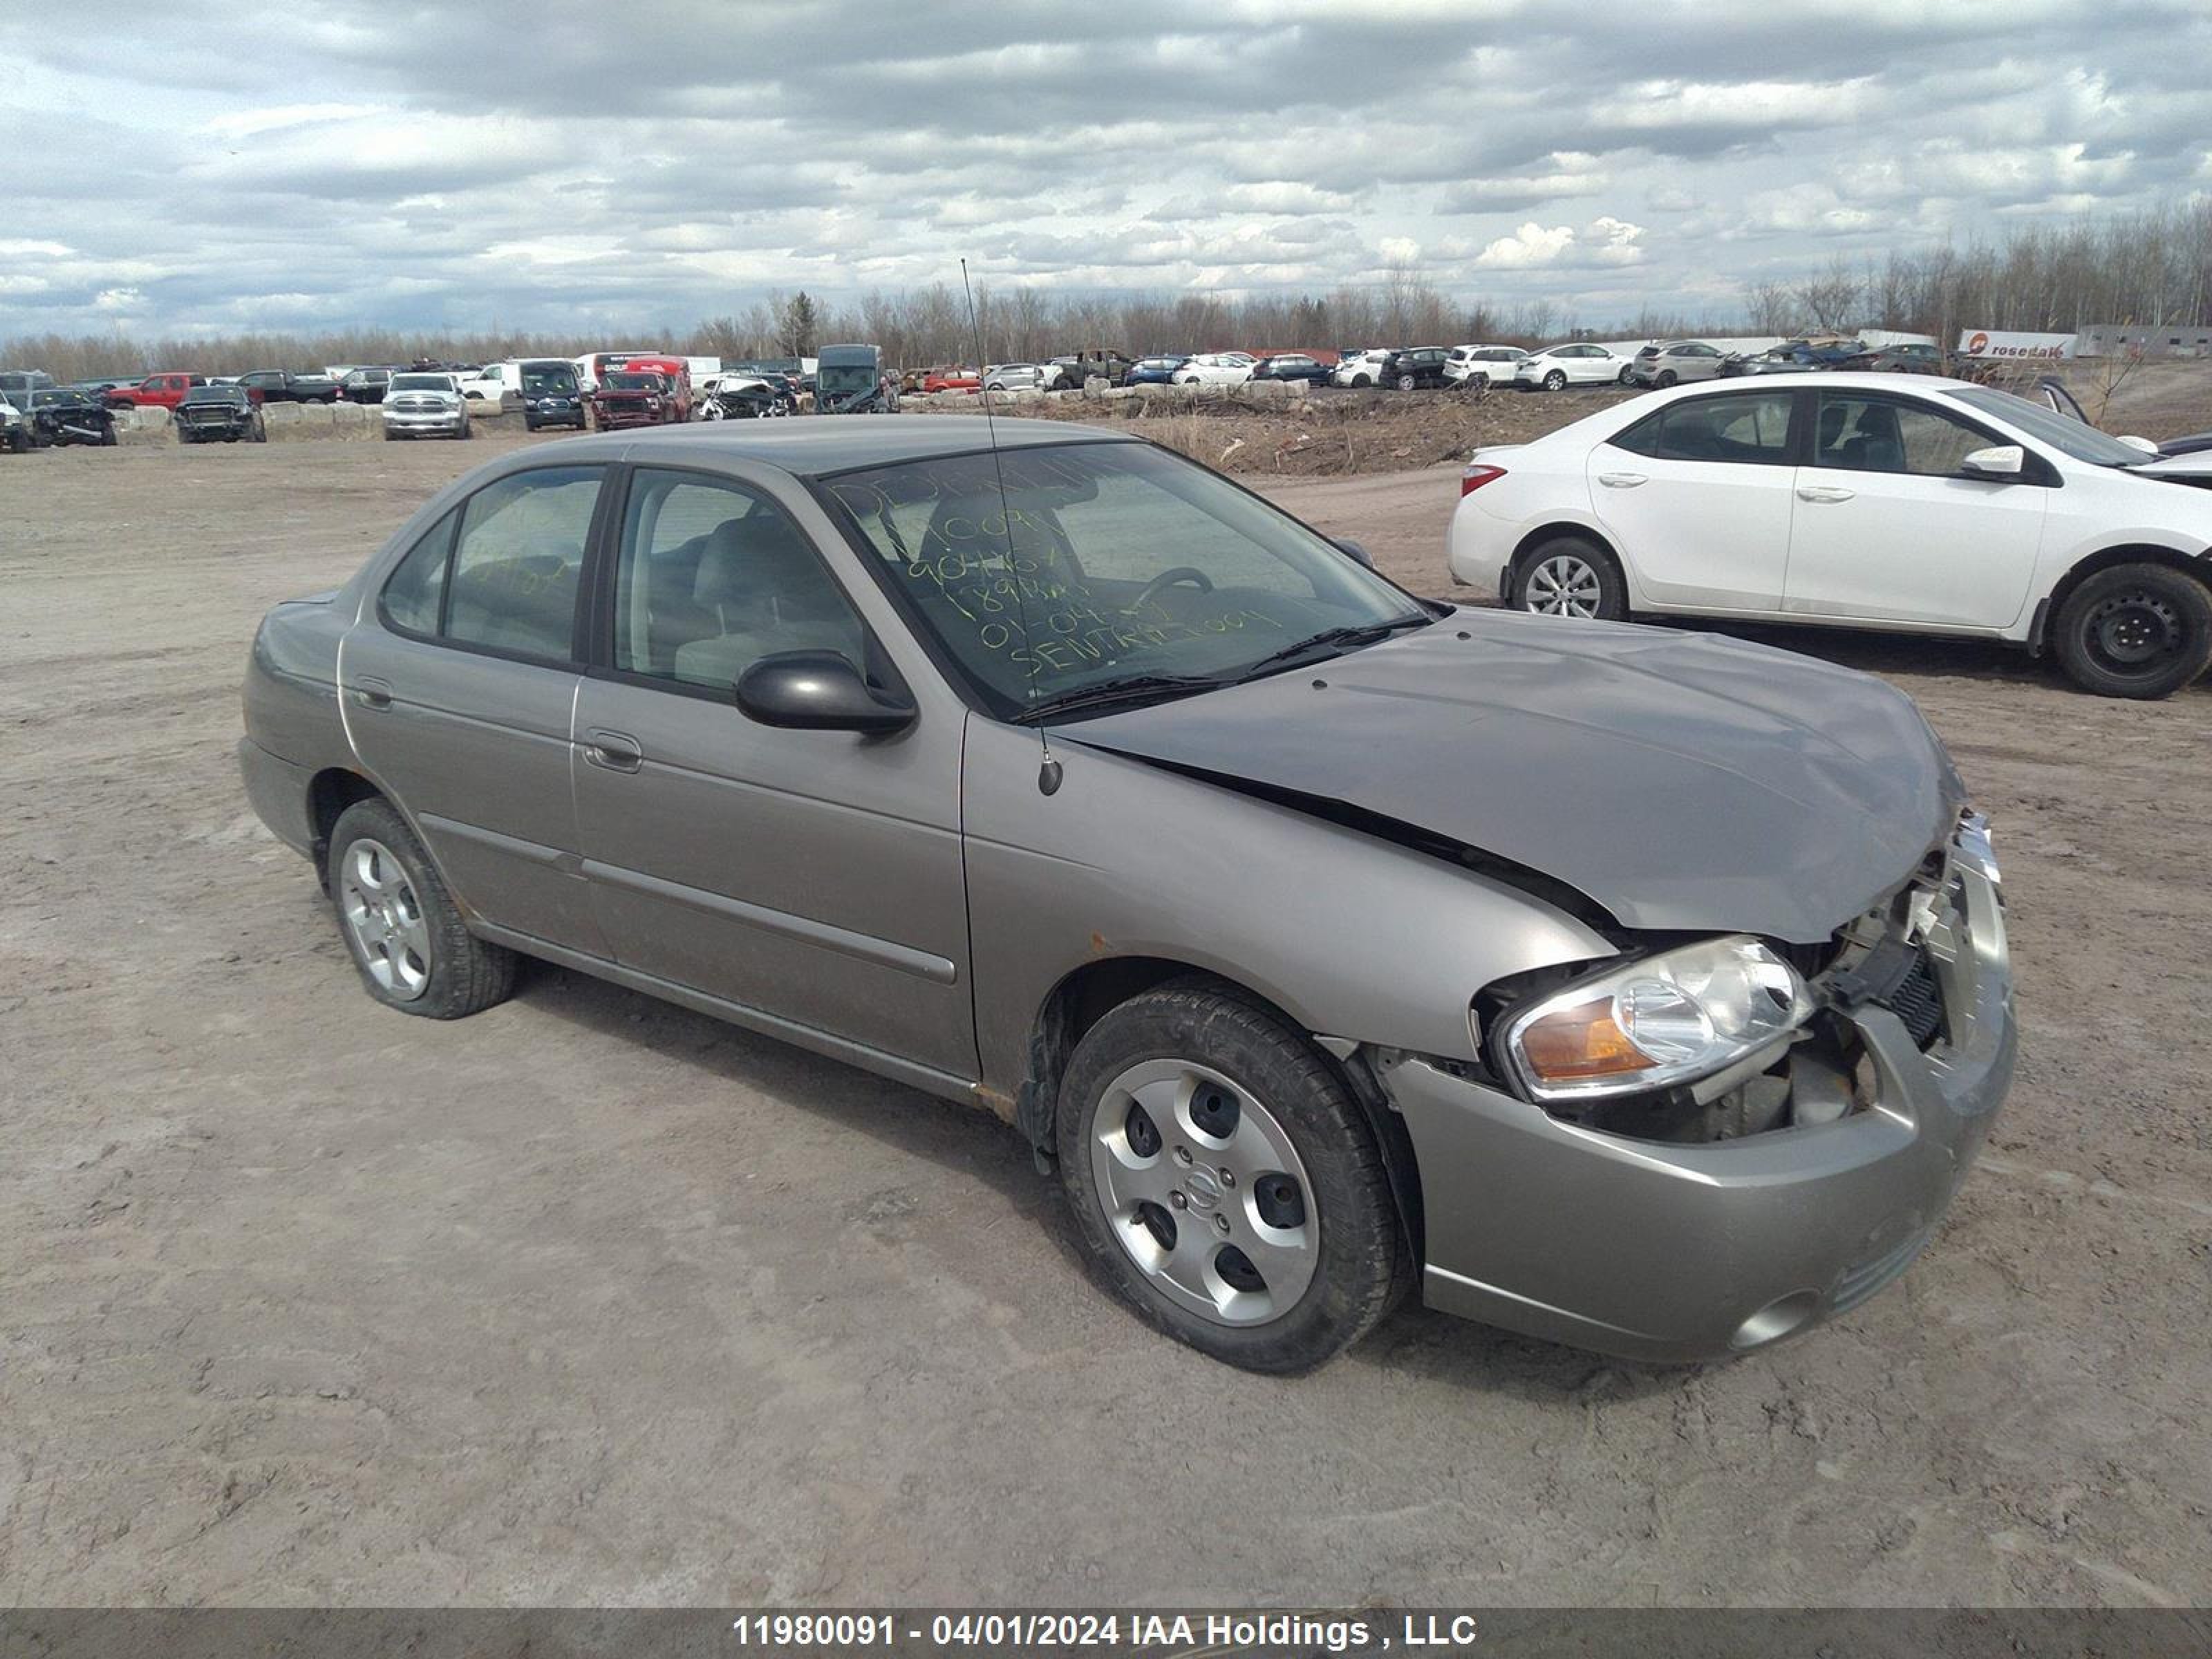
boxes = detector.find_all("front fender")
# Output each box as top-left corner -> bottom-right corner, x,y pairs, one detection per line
960,717 -> 1615,1098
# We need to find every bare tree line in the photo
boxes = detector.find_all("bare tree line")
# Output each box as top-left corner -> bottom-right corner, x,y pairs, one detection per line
9,203 -> 2208,380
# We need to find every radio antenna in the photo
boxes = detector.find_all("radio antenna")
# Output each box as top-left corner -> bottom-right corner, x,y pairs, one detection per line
961,258 -> 1060,796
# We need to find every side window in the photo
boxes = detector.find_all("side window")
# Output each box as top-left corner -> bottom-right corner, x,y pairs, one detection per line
1609,413 -> 1662,457
1652,395 -> 1794,465
614,469 -> 865,691
1815,395 -> 1987,476
444,466 -> 602,659
379,507 -> 459,635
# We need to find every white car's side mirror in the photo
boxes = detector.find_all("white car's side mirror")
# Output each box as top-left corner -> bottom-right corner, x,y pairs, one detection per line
2117,434 -> 2160,455
1961,444 -> 2026,478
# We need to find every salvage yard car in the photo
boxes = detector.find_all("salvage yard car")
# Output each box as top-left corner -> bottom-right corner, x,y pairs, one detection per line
175,382 -> 266,444
238,415 -> 2016,1372
1514,342 -> 1633,391
1451,372 -> 2212,697
586,369 -> 686,429
379,372 -> 471,440
24,386 -> 118,447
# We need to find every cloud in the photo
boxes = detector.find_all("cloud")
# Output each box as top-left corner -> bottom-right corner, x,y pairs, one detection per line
1471,218 -> 1644,270
0,0 -> 2206,335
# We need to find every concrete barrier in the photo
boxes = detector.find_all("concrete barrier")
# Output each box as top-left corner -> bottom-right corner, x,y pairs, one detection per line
263,402 -> 337,441
119,406 -> 174,447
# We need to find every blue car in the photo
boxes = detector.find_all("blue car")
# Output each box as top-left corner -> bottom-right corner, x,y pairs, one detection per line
1122,355 -> 1190,386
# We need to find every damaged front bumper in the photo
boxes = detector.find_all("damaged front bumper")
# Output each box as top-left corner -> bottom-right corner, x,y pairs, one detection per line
1380,836 -> 2015,1363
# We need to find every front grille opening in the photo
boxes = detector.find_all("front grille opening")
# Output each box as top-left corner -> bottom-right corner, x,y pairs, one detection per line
1882,949 -> 1946,1049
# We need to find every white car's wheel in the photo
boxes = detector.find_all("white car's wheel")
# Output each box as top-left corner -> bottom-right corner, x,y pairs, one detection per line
1513,536 -> 1627,621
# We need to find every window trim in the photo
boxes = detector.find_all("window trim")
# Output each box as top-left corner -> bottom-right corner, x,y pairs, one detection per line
1808,388 -> 2059,486
373,462 -> 615,670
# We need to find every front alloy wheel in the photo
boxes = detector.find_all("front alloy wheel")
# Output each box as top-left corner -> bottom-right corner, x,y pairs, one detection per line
1514,536 -> 1627,621
1088,1059 -> 1319,1327
1056,982 -> 1405,1371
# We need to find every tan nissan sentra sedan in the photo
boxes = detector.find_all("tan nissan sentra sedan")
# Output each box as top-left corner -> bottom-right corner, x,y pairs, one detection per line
238,416 -> 2015,1371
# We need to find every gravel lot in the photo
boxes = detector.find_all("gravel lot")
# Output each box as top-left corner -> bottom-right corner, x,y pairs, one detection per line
3,424 -> 2208,1609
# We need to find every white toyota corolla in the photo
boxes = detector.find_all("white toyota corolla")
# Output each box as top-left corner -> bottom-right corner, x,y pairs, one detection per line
1447,372 -> 2212,698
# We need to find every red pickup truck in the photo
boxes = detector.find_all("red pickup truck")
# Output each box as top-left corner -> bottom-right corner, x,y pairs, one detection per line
104,373 -> 208,411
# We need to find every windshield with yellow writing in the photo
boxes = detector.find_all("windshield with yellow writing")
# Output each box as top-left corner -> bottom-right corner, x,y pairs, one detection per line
822,442 -> 1424,719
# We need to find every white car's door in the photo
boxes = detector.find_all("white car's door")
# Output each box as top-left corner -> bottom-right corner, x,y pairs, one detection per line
1782,389 -> 2050,629
1575,347 -> 1622,385
1587,388 -> 1801,610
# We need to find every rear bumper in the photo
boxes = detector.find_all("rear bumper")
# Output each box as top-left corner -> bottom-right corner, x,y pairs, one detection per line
237,735 -> 317,859
1382,859 -> 2016,1362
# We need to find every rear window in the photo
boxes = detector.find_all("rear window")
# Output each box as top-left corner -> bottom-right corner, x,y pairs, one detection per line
1613,393 -> 1795,464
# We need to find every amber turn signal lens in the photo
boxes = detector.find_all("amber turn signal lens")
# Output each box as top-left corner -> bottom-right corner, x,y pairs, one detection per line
1515,997 -> 1657,1082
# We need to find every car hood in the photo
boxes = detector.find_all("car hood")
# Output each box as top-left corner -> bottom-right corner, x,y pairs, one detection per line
1069,610 -> 1964,942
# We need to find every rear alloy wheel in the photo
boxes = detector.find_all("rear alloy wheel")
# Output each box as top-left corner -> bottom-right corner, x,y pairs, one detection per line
328,798 -> 516,1018
1514,536 -> 1627,621
1656,369 -> 1678,388
2052,563 -> 2212,699
1056,982 -> 1405,1372
1398,373 -> 1418,391
1543,370 -> 1567,391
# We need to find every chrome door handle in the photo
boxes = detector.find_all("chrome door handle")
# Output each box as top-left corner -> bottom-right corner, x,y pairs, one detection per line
583,729 -> 642,773
1597,472 -> 1647,488
350,677 -> 393,711
1797,485 -> 1856,503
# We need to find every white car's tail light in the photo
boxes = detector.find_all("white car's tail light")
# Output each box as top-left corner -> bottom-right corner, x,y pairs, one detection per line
1461,464 -> 1507,496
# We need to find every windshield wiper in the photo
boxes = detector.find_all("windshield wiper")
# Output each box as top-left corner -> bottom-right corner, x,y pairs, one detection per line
1238,613 -> 1432,677
1014,673 -> 1224,724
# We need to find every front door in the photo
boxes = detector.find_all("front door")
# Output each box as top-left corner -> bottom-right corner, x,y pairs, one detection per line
1783,390 -> 2050,628
339,464 -> 610,953
1588,388 -> 1801,611
570,466 -> 975,1078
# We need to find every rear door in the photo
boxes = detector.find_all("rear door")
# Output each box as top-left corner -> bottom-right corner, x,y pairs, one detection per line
1587,388 -> 1801,610
339,465 -> 610,954
569,465 -> 975,1078
1782,389 -> 2050,628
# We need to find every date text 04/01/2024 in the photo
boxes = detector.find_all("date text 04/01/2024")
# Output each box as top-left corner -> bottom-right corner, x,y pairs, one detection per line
727,1611 -> 1483,1651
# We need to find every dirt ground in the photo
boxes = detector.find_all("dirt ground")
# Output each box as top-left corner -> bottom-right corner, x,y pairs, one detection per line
2,421 -> 2209,1611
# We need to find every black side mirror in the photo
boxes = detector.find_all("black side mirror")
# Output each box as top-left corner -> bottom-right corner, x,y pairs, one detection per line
1334,537 -> 1376,569
735,650 -> 916,734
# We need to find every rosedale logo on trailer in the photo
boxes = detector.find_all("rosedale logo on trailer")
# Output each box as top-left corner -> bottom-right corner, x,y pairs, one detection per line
1958,328 -> 2078,359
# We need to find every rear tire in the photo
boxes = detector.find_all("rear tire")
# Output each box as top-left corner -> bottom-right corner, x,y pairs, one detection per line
1512,535 -> 1629,621
1397,373 -> 1417,391
1656,369 -> 1678,388
1054,980 -> 1406,1374
1543,370 -> 1567,391
2052,563 -> 2212,699
327,798 -> 516,1018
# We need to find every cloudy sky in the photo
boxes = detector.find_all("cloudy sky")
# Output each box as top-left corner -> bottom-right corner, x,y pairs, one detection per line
2,0 -> 2207,338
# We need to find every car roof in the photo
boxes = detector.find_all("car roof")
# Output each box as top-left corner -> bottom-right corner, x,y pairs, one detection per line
506,413 -> 1138,477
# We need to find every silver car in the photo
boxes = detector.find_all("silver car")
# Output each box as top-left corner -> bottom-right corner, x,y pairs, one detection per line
1627,339 -> 1730,388
238,417 -> 2016,1372
379,372 -> 472,440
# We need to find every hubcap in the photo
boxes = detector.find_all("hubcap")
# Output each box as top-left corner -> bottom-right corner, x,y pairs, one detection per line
1088,1059 -> 1318,1327
2084,590 -> 2184,674
1526,554 -> 1603,617
339,838 -> 432,1001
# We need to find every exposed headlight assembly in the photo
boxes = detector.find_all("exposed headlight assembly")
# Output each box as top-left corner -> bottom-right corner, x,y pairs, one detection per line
1494,935 -> 1812,1104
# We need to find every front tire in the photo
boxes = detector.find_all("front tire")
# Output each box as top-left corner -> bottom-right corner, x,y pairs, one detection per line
1617,365 -> 1634,384
327,798 -> 516,1018
1512,535 -> 1629,621
1054,981 -> 1406,1373
2052,563 -> 2212,699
